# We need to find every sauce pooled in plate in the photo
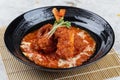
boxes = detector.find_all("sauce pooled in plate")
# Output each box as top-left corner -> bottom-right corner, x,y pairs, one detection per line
20,8 -> 96,68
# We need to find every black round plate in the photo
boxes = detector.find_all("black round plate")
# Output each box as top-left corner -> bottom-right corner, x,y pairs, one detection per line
4,6 -> 115,71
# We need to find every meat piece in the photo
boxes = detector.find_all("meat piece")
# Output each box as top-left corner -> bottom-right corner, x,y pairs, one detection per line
37,36 -> 57,53
37,24 -> 52,38
37,24 -> 57,53
55,27 -> 75,59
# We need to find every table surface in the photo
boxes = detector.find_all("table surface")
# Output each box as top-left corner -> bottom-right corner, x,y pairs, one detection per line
0,0 -> 120,80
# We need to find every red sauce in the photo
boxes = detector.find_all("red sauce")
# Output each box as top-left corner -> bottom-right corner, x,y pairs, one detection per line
20,24 -> 96,68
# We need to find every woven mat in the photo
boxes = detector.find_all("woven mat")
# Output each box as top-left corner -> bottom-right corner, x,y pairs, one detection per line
0,27 -> 120,80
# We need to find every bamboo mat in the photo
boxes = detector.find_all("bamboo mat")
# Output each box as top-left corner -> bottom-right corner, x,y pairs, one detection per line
1,27 -> 120,80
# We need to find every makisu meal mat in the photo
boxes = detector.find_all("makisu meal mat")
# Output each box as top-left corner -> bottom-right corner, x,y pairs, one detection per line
0,27 -> 120,80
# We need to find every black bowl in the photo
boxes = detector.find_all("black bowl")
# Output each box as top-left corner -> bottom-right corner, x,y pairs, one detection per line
4,6 -> 115,71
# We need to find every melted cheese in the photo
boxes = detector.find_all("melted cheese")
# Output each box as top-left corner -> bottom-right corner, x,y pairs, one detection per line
23,52 -> 33,60
20,41 -> 31,50
36,54 -> 43,61
80,52 -> 90,56
58,54 -> 81,67
83,40 -> 89,44
84,45 -> 93,52
77,31 -> 86,39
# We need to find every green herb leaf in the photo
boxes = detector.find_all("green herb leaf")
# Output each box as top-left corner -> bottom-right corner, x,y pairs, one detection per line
47,17 -> 71,38
64,21 -> 71,28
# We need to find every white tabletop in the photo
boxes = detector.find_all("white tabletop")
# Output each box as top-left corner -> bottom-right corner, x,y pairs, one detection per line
0,0 -> 120,80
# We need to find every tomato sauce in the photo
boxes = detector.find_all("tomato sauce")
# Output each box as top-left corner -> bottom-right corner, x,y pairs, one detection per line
20,24 -> 96,68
